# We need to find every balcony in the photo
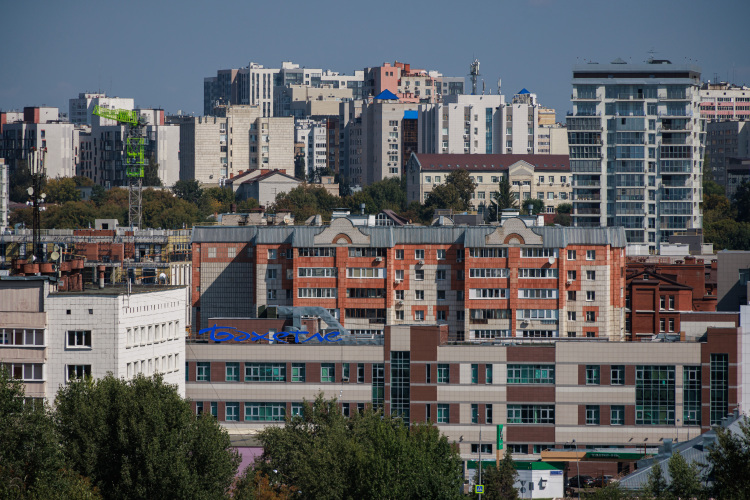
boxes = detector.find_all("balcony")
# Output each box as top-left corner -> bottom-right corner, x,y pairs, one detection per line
574,208 -> 601,215
572,180 -> 601,187
573,194 -> 601,201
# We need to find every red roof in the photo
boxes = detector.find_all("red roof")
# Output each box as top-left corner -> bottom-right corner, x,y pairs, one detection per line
411,153 -> 570,172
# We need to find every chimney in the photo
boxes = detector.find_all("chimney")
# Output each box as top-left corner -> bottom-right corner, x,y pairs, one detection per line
98,265 -> 105,289
360,203 -> 366,215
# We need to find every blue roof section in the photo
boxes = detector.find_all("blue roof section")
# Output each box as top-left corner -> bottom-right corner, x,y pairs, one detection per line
518,88 -> 531,94
403,110 -> 418,120
375,89 -> 398,100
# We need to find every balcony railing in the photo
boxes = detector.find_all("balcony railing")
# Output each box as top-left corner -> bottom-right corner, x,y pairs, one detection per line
574,208 -> 601,215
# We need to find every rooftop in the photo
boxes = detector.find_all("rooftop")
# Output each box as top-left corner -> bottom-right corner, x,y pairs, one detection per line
51,284 -> 184,296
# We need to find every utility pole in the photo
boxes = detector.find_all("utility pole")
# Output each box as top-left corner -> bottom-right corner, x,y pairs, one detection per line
28,146 -> 47,262
478,427 -> 482,499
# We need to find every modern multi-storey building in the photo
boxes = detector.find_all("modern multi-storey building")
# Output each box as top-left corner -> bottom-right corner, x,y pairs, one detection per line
0,107 -> 77,178
173,105 -> 294,185
699,82 -> 750,122
0,159 -> 8,233
68,93 -> 135,125
705,119 -> 749,189
568,59 -> 704,253
184,319 -> 747,480
405,153 -> 572,215
190,217 -> 627,342
0,275 -> 187,401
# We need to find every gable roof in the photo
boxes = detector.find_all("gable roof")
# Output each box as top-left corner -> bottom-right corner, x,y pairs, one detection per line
241,170 -> 301,185
410,153 -> 570,172
375,89 -> 399,100
627,269 -> 693,290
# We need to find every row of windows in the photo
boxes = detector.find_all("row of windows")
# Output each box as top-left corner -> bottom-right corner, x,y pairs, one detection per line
0,329 -> 45,347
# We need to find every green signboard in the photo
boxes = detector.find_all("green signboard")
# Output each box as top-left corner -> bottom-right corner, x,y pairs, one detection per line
497,424 -> 503,450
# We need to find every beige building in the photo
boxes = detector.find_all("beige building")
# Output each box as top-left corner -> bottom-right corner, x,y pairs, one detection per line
537,125 -> 569,155
173,105 -> 294,185
406,153 -> 571,214
275,85 -> 353,118
227,169 -> 301,208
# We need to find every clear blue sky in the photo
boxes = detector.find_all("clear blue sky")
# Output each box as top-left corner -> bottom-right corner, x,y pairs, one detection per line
2,0 -> 749,121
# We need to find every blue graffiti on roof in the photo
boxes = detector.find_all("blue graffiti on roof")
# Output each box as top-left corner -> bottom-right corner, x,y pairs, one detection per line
198,325 -> 342,343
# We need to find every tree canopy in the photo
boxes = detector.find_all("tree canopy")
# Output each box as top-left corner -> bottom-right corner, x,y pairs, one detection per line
482,449 -> 519,500
55,373 -> 240,500
256,395 -> 463,500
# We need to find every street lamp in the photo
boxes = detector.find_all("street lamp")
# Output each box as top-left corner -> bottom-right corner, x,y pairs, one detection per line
572,439 -> 581,500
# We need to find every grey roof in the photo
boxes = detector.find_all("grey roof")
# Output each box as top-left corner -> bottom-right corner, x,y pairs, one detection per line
191,220 -> 627,248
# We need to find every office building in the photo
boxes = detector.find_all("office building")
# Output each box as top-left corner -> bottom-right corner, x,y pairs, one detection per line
705,119 -> 749,189
568,59 -> 704,253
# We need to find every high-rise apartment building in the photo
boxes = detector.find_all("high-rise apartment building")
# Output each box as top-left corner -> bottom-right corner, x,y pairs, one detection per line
699,82 -> 750,122
705,120 -> 749,189
68,93 -> 135,125
0,159 -> 8,232
568,59 -> 704,253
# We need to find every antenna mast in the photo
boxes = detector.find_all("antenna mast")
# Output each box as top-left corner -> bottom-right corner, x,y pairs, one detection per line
469,59 -> 481,96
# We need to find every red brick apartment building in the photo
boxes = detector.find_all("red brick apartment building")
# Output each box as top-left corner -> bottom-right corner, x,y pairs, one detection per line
191,217 -> 627,341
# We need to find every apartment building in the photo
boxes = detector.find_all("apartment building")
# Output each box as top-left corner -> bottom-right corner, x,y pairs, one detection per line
173,105 -> 294,185
568,59 -> 704,252
405,153 -> 571,214
0,107 -> 77,178
68,93 -> 135,125
0,159 -> 8,232
705,119 -> 749,189
699,82 -> 750,122
78,108 -> 180,187
190,217 -> 627,342
0,276 -> 187,400
184,320 -> 746,477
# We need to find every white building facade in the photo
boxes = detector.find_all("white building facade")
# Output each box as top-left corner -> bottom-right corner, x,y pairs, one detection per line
69,93 -> 135,126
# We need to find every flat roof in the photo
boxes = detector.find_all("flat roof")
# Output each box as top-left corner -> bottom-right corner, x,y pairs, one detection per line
51,284 -> 185,296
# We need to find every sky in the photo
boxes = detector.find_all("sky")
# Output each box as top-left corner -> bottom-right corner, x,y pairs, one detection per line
2,0 -> 749,122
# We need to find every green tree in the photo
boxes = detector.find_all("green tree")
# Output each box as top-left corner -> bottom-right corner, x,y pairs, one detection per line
294,154 -> 306,181
706,418 -> 750,499
733,182 -> 750,223
9,160 -> 33,202
143,156 -> 163,187
45,177 -> 82,204
257,395 -> 463,500
55,373 -> 240,500
667,451 -> 704,499
232,468 -> 297,500
271,185 -> 341,222
644,462 -> 670,499
703,178 -> 725,197
483,449 -> 518,500
424,170 -> 477,214
553,202 -> 572,226
487,176 -> 519,221
0,367 -> 101,500
172,179 -> 203,204
521,198 -> 545,215
583,482 -> 635,499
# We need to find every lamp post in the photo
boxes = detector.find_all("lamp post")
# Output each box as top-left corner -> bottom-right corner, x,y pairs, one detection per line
573,439 -> 581,500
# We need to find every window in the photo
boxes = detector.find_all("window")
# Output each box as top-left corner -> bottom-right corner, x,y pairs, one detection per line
586,311 -> 596,322
357,364 -> 365,383
265,268 -> 277,280
415,310 -> 425,321
225,362 -> 239,382
508,365 -> 555,384
415,290 -> 424,300
486,405 -> 493,423
586,250 -> 596,260
291,403 -> 303,417
67,365 -> 91,381
586,270 -> 596,280
636,366 -> 675,425
469,268 -> 509,278
586,291 -> 596,301
298,268 -> 337,277
245,363 -> 286,382
437,404 -> 449,423
396,249 -> 404,260
568,291 -> 577,301
437,290 -> 446,301
66,330 -> 91,348
437,364 -> 450,384
472,443 -> 493,454
586,405 -> 600,425
347,268 -> 385,278
321,363 -> 335,383
507,405 -> 555,424
267,249 -> 277,259
669,296 -> 675,310
471,364 -> 479,384
611,405 -> 625,425
210,402 -> 218,417
586,365 -> 600,385
436,310 -> 446,321
415,249 -> 425,260
586,331 -> 596,338
395,310 -> 404,320
509,444 -> 527,454
197,362 -> 210,381
567,270 -> 576,281
415,270 -> 424,281
485,365 -> 493,384
292,363 -> 306,382
437,249 -> 446,260
567,311 -> 577,321
710,354 -> 729,425
567,250 -> 577,260
208,247 -> 216,258
436,269 -> 446,280
195,401 -> 204,415
611,365 -> 625,385
684,366 -> 701,426
245,403 -> 285,421
395,270 -> 404,281
225,402 -> 239,421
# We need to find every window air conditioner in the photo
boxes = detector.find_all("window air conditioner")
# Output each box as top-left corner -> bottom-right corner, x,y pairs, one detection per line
375,257 -> 383,262
417,259 -> 424,265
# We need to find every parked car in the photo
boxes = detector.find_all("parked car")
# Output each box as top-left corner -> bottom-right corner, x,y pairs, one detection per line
568,475 -> 594,488
593,475 -> 615,487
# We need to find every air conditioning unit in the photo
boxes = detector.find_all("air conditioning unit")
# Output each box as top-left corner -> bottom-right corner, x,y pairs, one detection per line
375,257 -> 383,262
417,259 -> 424,266
457,258 -> 463,263
566,280 -> 573,286
342,376 -> 349,382
397,300 -> 404,306
566,183 -> 570,187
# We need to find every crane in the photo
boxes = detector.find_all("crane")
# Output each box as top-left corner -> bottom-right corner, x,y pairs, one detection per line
92,105 -> 147,229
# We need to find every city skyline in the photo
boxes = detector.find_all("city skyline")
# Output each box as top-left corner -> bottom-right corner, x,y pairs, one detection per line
2,0 -> 749,120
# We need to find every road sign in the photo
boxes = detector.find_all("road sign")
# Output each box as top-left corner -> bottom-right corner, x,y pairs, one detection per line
475,485 -> 484,493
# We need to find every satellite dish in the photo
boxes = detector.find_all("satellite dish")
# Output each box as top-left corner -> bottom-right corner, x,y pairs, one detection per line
53,245 -> 60,252
27,187 -> 34,195
41,193 -> 47,199
50,252 -> 60,261
548,256 -> 555,265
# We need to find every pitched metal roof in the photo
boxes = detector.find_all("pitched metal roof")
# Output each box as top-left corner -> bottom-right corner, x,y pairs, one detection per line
411,153 -> 570,172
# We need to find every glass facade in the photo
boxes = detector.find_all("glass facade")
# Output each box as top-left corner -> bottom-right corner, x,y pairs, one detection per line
683,366 -> 701,426
636,366 -> 675,425
507,405 -> 555,424
245,363 -> 286,382
710,354 -> 729,425
507,365 -> 555,384
390,352 -> 410,422
372,363 -> 384,410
